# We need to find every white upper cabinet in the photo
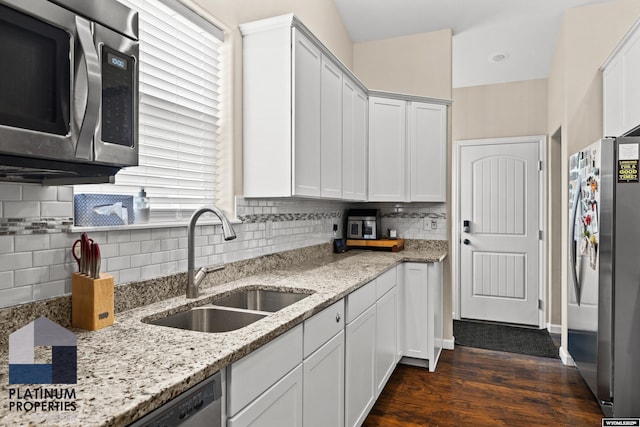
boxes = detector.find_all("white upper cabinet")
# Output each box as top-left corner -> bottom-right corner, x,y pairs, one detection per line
342,77 -> 368,201
603,20 -> 640,137
241,14 -> 449,201
293,30 -> 322,197
241,15 -> 366,200
369,95 -> 448,202
368,97 -> 407,201
409,102 -> 447,202
320,55 -> 343,198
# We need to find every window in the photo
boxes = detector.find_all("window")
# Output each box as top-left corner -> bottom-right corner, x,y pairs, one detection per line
76,0 -> 224,222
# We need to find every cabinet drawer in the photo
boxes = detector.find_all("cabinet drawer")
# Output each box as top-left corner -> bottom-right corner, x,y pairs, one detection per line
376,267 -> 396,299
346,279 -> 376,324
227,324 -> 303,416
228,364 -> 303,427
304,299 -> 344,358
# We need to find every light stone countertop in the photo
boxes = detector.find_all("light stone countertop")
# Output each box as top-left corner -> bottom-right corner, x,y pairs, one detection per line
0,244 -> 446,427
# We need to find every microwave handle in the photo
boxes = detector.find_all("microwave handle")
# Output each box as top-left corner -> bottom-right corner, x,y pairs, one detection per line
74,16 -> 101,160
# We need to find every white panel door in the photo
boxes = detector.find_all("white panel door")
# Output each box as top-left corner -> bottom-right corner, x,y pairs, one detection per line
459,138 -> 541,326
321,55 -> 343,198
303,331 -> 345,427
409,102 -> 447,202
292,29 -> 321,197
368,97 -> 406,201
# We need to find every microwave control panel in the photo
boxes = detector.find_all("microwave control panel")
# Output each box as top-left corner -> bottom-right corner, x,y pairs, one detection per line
101,45 -> 134,148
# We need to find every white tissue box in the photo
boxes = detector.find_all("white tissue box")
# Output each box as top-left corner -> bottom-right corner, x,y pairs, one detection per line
74,194 -> 134,227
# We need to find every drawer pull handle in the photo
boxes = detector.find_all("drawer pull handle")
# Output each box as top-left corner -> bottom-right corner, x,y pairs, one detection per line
336,312 -> 341,323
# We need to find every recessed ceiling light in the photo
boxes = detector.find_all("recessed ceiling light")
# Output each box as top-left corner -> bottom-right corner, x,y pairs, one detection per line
489,52 -> 509,63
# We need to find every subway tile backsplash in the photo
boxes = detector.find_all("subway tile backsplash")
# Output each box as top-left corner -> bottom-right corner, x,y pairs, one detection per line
0,185 -> 448,308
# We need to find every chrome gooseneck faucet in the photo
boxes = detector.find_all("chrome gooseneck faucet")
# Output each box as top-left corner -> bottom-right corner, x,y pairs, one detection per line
187,207 -> 237,298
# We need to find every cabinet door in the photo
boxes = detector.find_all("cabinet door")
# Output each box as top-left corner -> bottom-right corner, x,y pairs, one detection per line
292,29 -> 321,197
303,331 -> 345,427
603,55 -> 623,138
409,102 -> 447,202
368,97 -> 406,201
345,305 -> 376,427
375,287 -> 397,397
402,263 -> 428,360
228,365 -> 303,427
321,55 -> 343,198
428,262 -> 443,372
343,78 -> 367,201
622,27 -> 640,134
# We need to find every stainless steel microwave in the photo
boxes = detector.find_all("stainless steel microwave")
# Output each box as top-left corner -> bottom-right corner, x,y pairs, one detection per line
0,0 -> 138,185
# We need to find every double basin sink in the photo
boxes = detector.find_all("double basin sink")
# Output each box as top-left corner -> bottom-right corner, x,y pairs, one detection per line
146,289 -> 312,333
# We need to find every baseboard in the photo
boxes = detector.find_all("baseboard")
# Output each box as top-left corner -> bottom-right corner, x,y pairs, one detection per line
559,346 -> 575,366
443,338 -> 455,350
546,323 -> 561,335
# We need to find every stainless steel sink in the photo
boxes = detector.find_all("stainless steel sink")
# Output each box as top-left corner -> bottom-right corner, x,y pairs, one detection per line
146,288 -> 313,333
212,289 -> 310,312
149,307 -> 267,333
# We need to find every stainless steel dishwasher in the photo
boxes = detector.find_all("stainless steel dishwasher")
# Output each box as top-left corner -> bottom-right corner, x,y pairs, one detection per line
129,371 -> 222,427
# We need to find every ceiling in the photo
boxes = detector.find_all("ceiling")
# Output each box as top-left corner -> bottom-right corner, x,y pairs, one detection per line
333,0 -> 620,88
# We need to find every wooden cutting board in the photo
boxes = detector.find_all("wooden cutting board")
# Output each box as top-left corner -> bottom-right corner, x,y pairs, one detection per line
346,238 -> 405,252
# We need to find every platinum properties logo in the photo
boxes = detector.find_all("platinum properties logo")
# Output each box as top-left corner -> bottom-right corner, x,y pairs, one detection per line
7,317 -> 77,412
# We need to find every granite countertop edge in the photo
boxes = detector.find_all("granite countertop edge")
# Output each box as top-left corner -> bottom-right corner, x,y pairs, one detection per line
0,245 -> 447,427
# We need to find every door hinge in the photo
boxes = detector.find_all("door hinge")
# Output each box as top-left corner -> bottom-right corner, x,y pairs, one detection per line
539,299 -> 544,310
538,160 -> 543,171
539,230 -> 543,240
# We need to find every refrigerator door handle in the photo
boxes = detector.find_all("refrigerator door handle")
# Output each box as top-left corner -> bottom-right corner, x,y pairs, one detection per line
569,173 -> 582,306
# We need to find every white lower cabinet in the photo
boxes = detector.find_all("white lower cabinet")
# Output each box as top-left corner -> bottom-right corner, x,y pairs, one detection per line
227,324 -> 303,426
225,262 -> 443,427
303,299 -> 345,427
228,365 -> 303,427
401,262 -> 443,372
345,304 -> 376,427
303,331 -> 345,427
375,286 -> 397,396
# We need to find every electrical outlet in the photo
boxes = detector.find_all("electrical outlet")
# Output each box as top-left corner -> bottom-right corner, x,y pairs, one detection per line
431,220 -> 437,229
333,223 -> 338,232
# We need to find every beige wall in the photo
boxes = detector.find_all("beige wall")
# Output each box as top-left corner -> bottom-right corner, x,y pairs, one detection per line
186,0 -> 354,210
547,0 -> 640,353
353,30 -> 452,100
452,79 -> 548,141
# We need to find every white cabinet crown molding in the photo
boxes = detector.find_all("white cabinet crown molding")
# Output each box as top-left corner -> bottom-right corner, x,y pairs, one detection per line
601,15 -> 640,71
368,89 -> 452,106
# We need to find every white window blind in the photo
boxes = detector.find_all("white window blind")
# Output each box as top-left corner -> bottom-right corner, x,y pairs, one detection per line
76,0 -> 224,221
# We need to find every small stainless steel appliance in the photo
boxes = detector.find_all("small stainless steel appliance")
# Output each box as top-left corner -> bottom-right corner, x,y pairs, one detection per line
346,209 -> 380,240
0,0 -> 139,185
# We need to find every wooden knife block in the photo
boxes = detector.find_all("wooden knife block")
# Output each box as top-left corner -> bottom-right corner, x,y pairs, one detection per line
72,272 -> 115,331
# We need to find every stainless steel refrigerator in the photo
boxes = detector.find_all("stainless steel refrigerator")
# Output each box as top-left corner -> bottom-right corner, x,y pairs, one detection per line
568,136 -> 640,417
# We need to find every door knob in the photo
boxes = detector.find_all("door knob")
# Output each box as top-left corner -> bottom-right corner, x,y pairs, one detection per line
463,239 -> 470,245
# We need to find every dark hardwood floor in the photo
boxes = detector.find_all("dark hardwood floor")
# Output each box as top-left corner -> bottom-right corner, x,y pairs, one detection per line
364,346 -> 604,427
